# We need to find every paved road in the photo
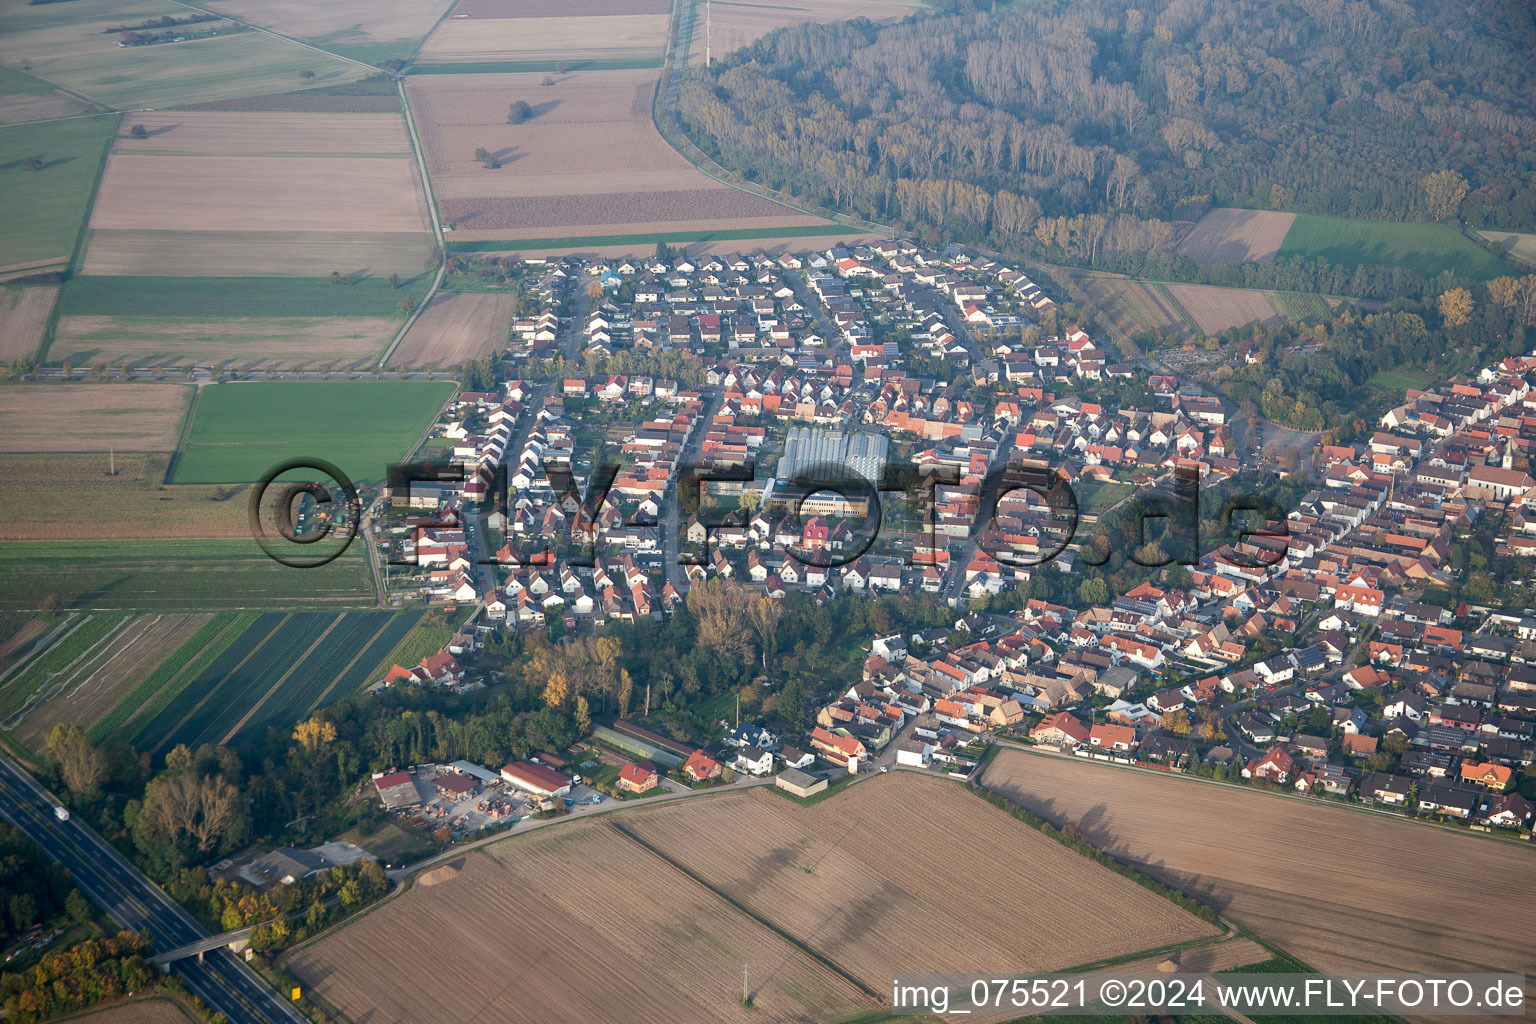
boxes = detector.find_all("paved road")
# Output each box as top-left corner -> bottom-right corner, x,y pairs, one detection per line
661,387 -> 723,593
0,756 -> 303,1024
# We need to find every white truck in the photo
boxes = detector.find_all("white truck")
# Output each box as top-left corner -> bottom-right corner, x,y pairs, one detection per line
53,805 -> 70,822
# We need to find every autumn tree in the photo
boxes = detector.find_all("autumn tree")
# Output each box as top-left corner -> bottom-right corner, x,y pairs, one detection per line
1421,170 -> 1468,221
746,597 -> 782,669
293,717 -> 337,754
1438,286 -> 1473,328
47,723 -> 104,796
135,771 -> 247,856
617,668 -> 634,716
686,578 -> 754,664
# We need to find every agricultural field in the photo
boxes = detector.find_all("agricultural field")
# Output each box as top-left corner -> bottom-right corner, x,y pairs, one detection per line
0,0 -> 365,110
171,380 -> 453,484
1276,214 -> 1517,280
451,230 -> 877,259
0,383 -> 190,453
0,612 -> 130,724
124,609 -> 419,752
81,233 -> 434,279
0,287 -> 57,362
69,998 -> 200,1024
0,116 -> 116,281
683,0 -> 928,67
0,540 -> 374,612
1067,271 -> 1187,342
0,454 -> 251,542
293,775 -> 1215,1024
624,774 -> 1214,987
984,750 -> 1536,982
388,291 -> 515,367
52,316 -> 400,369
368,617 -> 457,677
1164,284 -> 1284,336
200,0 -> 456,64
1176,208 -> 1297,268
7,613 -> 211,749
1478,229 -> 1536,268
291,819 -> 873,1024
58,276 -> 429,319
407,70 -> 832,246
0,63 -> 97,125
418,10 -> 669,63
1271,290 -> 1339,323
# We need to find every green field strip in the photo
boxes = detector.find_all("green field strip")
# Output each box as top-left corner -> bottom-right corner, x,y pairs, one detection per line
1275,214 -> 1518,281
307,610 -> 420,709
132,611 -> 294,754
0,613 -> 128,721
217,612 -> 345,743
408,57 -> 663,75
365,617 -> 453,681
446,223 -> 862,252
233,610 -> 404,741
0,116 -> 119,280
8,613 -> 155,730
89,610 -> 254,742
58,274 -> 432,318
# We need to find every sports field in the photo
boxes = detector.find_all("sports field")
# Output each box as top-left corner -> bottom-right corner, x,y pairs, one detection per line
1276,215 -> 1517,280
0,540 -> 374,612
124,609 -> 420,752
0,117 -> 116,280
171,379 -> 453,484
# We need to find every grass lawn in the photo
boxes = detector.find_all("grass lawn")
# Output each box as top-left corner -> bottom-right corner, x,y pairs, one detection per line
0,116 -> 116,274
171,379 -> 454,484
445,224 -> 855,252
338,820 -> 434,866
1076,479 -> 1134,516
1365,367 -> 1436,394
59,275 -> 430,318
1276,215 -> 1517,280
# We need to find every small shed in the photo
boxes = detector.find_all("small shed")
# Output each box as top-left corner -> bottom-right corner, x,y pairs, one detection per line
775,768 -> 827,799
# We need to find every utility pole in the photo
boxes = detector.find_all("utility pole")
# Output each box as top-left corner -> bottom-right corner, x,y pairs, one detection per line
645,682 -> 651,718
742,963 -> 749,1005
735,692 -> 740,728
706,0 -> 712,67
108,446 -> 115,476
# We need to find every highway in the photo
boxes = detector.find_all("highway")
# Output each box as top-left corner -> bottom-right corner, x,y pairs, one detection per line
0,756 -> 304,1024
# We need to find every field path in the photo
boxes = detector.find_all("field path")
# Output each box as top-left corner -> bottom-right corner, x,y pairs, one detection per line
218,613 -> 345,742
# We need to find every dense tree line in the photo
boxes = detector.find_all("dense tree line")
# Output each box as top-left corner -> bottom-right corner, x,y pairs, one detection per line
678,0 -> 1536,251
0,824 -> 76,948
0,932 -> 159,1024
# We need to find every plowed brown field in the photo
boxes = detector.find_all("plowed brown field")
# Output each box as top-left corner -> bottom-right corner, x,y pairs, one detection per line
1165,284 -> 1283,335
388,291 -> 514,366
419,14 -> 669,61
984,749 -> 1536,983
1176,208 -> 1296,268
0,287 -> 56,361
0,384 -> 190,452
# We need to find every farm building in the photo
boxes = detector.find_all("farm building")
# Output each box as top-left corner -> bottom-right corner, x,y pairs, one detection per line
434,771 -> 480,802
775,768 -> 827,798
375,771 -> 422,811
500,760 -> 572,797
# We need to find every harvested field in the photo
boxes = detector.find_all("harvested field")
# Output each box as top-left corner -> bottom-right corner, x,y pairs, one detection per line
1480,229 -> 1536,267
53,315 -> 398,368
419,14 -> 669,62
1176,208 -> 1296,268
408,70 -> 828,241
621,774 -> 1214,988
91,155 -> 429,234
389,291 -> 514,367
0,63 -> 96,124
685,0 -> 926,66
1164,284 -> 1283,335
983,750 -> 1536,983
488,232 -> 882,259
82,230 -> 434,278
290,818 -> 867,1024
10,613 -> 210,748
453,0 -> 669,16
0,454 -> 249,542
177,92 -> 400,114
110,111 -> 412,155
0,383 -> 190,453
201,0 -> 455,52
0,0 -> 366,111
67,998 -> 198,1024
1067,271 -> 1185,341
0,287 -> 57,362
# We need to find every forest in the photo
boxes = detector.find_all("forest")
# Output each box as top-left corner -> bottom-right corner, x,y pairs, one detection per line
678,0 -> 1536,260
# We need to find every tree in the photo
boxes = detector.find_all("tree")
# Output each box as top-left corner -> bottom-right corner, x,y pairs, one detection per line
746,597 -> 782,668
299,69 -> 316,81
542,669 -> 569,707
65,889 -> 93,927
1438,287 -> 1473,328
136,772 -> 247,856
292,717 -> 337,755
389,273 -> 401,289
129,124 -> 148,139
397,295 -> 417,315
20,155 -> 42,171
47,723 -> 105,796
1077,577 -> 1108,606
1421,170 -> 1468,221
738,489 -> 761,516
574,695 -> 591,735
541,75 -> 555,86
507,100 -> 534,124
617,668 -> 633,716
555,60 -> 568,74
586,279 -> 604,301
